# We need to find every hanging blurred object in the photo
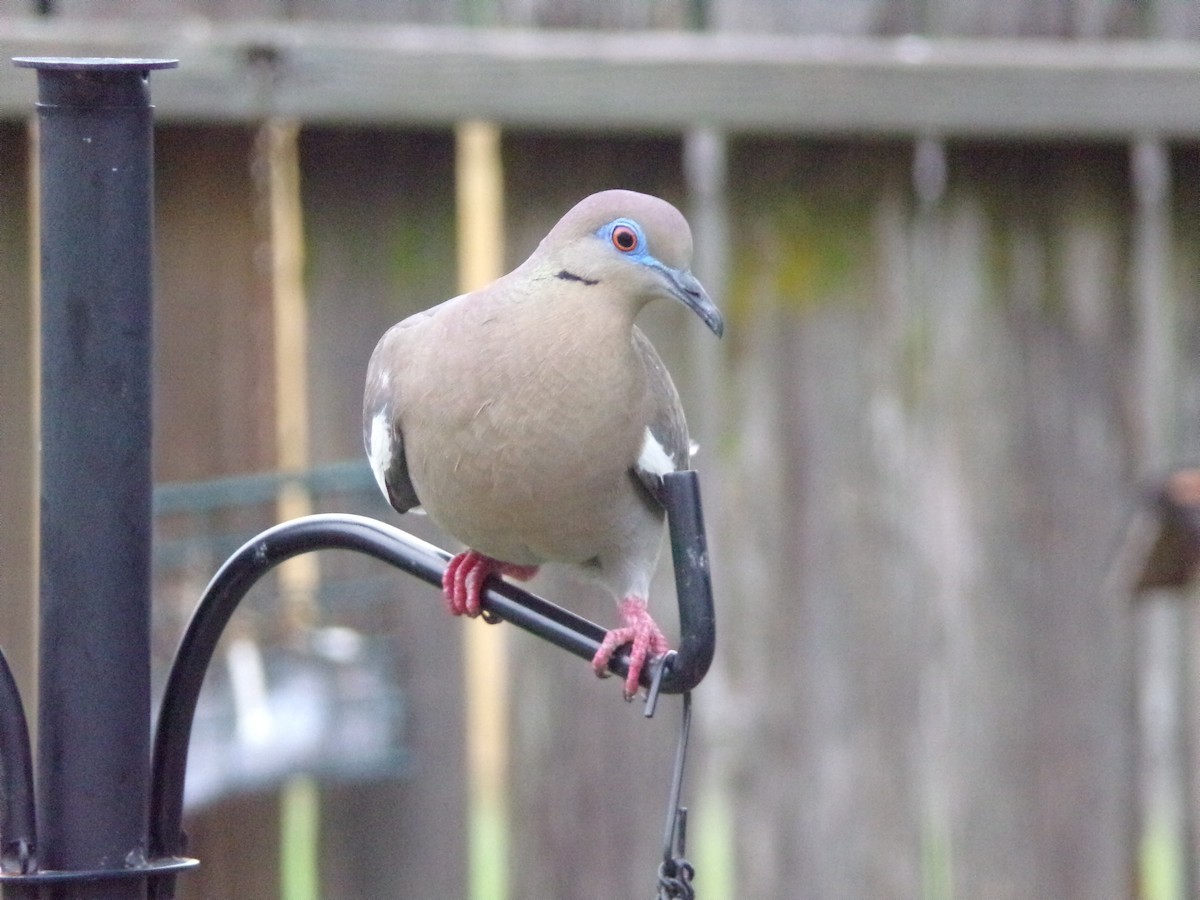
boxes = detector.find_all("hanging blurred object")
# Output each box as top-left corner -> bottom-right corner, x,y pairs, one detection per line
153,462 -> 411,813
1133,470 -> 1200,592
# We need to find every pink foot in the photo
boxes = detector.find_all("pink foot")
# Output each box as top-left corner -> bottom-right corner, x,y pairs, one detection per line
591,596 -> 670,699
442,550 -> 538,617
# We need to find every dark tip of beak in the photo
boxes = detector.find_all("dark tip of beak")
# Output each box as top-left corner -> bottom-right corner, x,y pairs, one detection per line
686,287 -> 725,338
675,271 -> 724,338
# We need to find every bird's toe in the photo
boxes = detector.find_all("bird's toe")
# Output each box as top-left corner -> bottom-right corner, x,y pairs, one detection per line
442,549 -> 484,616
442,550 -> 539,618
592,596 -> 670,699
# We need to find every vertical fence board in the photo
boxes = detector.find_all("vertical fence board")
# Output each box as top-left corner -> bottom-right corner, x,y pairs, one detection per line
301,128 -> 456,467
1173,148 -> 1200,461
299,127 -> 469,900
153,124 -> 281,900
1169,145 -> 1200,896
0,123 -> 35,725
154,126 -> 276,483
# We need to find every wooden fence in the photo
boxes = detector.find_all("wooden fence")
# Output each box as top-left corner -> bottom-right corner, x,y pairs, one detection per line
3,4 -> 1200,898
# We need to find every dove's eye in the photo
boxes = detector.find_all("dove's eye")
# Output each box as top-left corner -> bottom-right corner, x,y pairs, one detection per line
611,224 -> 639,253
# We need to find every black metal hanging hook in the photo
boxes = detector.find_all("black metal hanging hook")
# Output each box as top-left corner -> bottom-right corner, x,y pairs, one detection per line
657,472 -> 717,695
148,470 -> 715,896
655,685 -> 696,900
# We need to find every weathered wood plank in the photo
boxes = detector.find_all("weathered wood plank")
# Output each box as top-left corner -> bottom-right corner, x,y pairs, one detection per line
4,21 -> 1200,135
0,122 -> 35,735
151,125 -> 283,900
704,138 -> 1141,898
48,0 -> 692,28
153,126 -> 276,482
299,126 -> 468,900
31,0 -> 1158,36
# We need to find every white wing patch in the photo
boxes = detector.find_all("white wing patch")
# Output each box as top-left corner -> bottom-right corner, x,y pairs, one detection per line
368,411 -> 393,498
637,427 -> 677,477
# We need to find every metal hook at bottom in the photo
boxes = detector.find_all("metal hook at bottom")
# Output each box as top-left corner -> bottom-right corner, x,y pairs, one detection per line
654,688 -> 695,899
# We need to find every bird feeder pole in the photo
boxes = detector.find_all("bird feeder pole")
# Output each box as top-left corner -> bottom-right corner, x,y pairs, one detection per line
3,56 -> 190,899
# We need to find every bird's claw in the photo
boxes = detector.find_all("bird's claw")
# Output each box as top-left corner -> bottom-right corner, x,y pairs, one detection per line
591,596 -> 670,699
442,550 -> 537,618
443,550 -> 486,617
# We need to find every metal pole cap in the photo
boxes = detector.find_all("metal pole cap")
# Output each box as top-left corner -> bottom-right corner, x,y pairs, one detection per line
12,57 -> 177,106
13,57 -> 178,71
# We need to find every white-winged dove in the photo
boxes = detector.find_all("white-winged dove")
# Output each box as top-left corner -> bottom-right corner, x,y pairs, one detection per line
363,189 -> 722,698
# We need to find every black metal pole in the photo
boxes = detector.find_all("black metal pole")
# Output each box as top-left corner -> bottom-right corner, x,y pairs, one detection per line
12,57 -> 176,900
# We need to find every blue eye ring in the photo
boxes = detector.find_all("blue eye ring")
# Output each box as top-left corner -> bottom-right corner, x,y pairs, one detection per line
599,218 -> 646,256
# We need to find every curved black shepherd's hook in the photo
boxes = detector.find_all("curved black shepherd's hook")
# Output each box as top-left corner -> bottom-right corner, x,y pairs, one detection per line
0,648 -> 36,876
148,470 -> 714,894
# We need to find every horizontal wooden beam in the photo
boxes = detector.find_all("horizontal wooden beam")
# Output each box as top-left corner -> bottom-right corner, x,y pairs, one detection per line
3,18 -> 1200,137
